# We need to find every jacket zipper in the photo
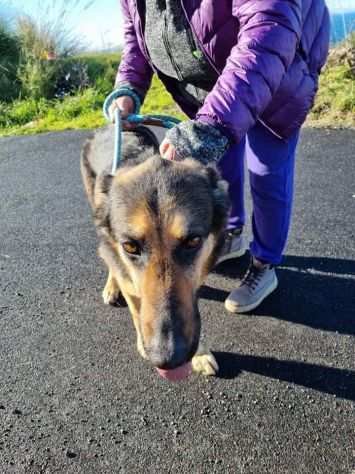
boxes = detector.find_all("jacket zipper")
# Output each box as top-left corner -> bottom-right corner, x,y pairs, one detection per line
257,118 -> 284,140
180,0 -> 221,77
162,12 -> 184,81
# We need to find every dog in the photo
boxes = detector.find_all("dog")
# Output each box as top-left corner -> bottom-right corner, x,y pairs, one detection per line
80,124 -> 229,381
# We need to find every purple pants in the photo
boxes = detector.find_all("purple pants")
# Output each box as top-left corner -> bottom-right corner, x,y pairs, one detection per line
218,122 -> 300,265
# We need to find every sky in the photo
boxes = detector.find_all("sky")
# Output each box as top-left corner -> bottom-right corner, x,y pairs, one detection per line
2,0 -> 125,50
72,0 -> 124,49
1,0 -> 355,50
327,0 -> 355,11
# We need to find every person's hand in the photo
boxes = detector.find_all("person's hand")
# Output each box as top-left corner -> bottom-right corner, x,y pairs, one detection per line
159,138 -> 177,160
164,120 -> 230,164
108,95 -> 136,130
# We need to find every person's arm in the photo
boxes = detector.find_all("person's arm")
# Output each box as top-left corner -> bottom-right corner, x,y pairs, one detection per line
196,0 -> 302,145
115,1 -> 154,100
163,1 -> 302,163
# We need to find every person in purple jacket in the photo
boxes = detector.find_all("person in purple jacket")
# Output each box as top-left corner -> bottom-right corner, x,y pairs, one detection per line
108,0 -> 330,314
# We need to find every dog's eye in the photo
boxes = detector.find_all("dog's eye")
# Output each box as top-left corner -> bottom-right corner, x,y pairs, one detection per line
122,241 -> 141,255
182,235 -> 202,250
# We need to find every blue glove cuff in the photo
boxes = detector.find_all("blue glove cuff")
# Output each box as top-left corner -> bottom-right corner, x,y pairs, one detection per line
103,87 -> 142,121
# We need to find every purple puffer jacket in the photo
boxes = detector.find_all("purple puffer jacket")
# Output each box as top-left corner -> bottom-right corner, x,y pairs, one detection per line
117,0 -> 330,143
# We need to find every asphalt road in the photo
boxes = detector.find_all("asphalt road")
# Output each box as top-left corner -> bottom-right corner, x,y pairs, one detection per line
0,128 -> 354,474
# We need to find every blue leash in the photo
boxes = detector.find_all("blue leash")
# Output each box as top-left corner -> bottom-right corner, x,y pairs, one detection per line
112,108 -> 122,177
103,88 -> 181,176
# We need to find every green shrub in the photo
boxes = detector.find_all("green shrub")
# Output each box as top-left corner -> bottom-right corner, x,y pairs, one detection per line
16,15 -> 62,99
0,21 -> 21,101
8,98 -> 39,124
78,53 -> 120,88
15,1 -> 90,100
344,32 -> 355,76
309,62 -> 355,127
18,57 -> 57,100
53,59 -> 90,98
0,102 -> 10,127
94,76 -> 114,96
327,32 -> 355,77
0,97 -> 50,127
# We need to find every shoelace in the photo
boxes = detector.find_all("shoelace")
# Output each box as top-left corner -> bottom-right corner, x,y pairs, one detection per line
241,263 -> 268,292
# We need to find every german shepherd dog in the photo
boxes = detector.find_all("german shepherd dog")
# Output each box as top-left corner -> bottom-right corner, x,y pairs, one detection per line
80,125 -> 229,381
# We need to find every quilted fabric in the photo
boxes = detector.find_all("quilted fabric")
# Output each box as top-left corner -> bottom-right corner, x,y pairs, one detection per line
117,0 -> 330,142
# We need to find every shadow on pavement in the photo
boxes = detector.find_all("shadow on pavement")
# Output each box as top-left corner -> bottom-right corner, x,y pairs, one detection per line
214,352 -> 355,401
205,254 -> 355,336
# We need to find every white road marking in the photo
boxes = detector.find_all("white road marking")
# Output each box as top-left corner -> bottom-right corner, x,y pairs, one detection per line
279,265 -> 355,281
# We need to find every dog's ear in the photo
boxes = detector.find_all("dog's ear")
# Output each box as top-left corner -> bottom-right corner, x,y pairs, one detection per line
93,173 -> 113,239
204,166 -> 230,232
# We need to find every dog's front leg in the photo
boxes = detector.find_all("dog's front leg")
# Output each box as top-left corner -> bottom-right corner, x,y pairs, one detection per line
102,270 -> 121,305
192,342 -> 219,377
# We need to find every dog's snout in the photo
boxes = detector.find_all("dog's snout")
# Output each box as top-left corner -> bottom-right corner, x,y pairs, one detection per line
140,273 -> 201,369
146,328 -> 191,369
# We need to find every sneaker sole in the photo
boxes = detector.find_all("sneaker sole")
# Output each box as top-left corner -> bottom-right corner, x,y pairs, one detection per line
224,275 -> 278,314
217,245 -> 247,264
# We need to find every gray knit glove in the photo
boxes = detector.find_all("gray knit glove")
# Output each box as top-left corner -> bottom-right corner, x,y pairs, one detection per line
165,120 -> 230,165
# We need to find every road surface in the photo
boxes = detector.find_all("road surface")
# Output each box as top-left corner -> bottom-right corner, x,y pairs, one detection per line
0,128 -> 354,473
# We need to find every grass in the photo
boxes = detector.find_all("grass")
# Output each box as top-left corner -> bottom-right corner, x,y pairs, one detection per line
0,74 -> 184,137
140,74 -> 184,119
307,64 -> 355,128
0,46 -> 354,137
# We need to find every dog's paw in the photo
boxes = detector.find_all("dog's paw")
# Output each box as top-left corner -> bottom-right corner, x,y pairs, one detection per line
192,352 -> 219,376
102,279 -> 120,305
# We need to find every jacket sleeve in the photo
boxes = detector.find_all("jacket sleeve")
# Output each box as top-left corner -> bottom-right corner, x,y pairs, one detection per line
116,1 -> 153,99
196,0 -> 302,143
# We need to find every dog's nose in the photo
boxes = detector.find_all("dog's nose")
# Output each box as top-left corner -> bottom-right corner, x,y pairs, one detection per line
141,300 -> 200,369
146,334 -> 191,370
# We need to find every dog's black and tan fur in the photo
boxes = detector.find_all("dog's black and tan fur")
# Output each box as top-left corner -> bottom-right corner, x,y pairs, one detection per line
81,125 -> 229,376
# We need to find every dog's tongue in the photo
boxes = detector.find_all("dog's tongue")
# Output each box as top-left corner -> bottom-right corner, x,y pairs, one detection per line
156,362 -> 192,382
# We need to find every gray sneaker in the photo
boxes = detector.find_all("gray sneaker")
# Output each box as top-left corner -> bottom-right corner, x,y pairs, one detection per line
225,258 -> 278,313
217,228 -> 246,264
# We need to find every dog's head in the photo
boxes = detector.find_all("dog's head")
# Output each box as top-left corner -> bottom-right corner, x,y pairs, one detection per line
84,128 -> 230,371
